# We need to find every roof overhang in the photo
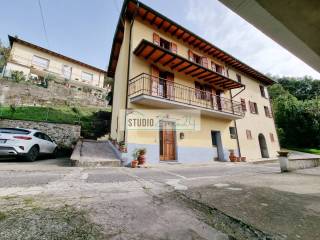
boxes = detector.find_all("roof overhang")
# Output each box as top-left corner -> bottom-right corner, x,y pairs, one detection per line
134,40 -> 244,90
219,0 -> 320,73
108,0 -> 275,85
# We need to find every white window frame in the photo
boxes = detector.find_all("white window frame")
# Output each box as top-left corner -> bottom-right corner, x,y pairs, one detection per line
32,55 -> 49,69
62,64 -> 72,79
81,71 -> 93,82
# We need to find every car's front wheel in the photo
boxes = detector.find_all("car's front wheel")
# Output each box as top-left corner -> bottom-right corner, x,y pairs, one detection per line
25,146 -> 39,162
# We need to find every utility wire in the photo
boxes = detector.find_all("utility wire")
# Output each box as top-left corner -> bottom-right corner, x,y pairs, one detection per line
38,0 -> 50,48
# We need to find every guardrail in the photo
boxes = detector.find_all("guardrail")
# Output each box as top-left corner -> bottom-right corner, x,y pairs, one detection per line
128,73 -> 244,116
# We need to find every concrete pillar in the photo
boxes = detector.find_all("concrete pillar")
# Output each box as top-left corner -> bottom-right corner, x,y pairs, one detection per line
278,151 -> 290,172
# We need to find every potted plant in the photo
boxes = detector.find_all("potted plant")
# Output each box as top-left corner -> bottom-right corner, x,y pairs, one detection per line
229,149 -> 237,162
118,141 -> 127,153
137,148 -> 147,165
131,149 -> 139,168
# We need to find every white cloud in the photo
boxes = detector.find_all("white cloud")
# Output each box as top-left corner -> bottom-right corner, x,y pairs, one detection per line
186,0 -> 320,78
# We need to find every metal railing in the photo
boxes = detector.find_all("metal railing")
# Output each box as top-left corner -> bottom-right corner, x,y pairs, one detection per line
128,73 -> 244,116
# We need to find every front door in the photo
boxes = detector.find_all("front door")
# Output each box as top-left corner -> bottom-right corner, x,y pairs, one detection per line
160,121 -> 176,161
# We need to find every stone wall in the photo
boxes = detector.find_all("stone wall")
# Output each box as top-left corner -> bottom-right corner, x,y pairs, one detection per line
0,119 -> 81,148
0,78 -> 109,107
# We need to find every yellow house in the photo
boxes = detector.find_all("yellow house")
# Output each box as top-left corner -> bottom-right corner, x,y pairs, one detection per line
108,0 -> 280,164
3,35 -> 106,89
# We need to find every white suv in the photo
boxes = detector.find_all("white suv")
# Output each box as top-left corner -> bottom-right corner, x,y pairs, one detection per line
0,128 -> 57,161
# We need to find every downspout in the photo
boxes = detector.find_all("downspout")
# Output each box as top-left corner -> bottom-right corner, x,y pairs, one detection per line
123,1 -> 139,141
230,86 -> 245,158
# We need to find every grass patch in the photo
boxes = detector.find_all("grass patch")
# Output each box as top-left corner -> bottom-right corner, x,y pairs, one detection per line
0,105 -> 111,138
0,205 -> 104,240
0,212 -> 6,221
288,147 -> 320,155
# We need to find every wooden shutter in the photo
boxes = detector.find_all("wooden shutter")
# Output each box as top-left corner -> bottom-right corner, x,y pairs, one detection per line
240,98 -> 247,111
153,33 -> 160,46
201,57 -> 208,68
249,101 -> 254,113
151,65 -> 160,96
270,133 -> 275,142
195,81 -> 201,99
171,42 -> 177,54
166,72 -> 175,99
188,50 -> 194,62
211,61 -> 216,71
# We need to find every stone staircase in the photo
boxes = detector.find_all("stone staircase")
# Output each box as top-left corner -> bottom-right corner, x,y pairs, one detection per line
70,139 -> 121,167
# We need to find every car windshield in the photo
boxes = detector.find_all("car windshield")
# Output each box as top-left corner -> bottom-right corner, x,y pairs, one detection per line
0,128 -> 31,135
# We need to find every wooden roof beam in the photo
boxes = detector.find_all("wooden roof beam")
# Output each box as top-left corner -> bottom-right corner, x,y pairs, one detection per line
198,72 -> 212,79
154,52 -> 166,63
178,63 -> 193,72
192,70 -> 206,77
170,60 -> 184,70
163,56 -> 176,66
171,27 -> 179,36
150,15 -> 157,25
186,67 -> 200,74
158,19 -> 165,29
142,10 -> 149,20
164,23 -> 172,32
177,31 -> 185,39
145,48 -> 157,60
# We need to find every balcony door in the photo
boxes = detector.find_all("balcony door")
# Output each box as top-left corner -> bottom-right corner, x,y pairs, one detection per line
159,121 -> 176,161
151,66 -> 174,99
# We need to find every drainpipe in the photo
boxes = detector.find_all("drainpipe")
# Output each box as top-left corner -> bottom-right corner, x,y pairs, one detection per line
230,88 -> 244,158
123,1 -> 139,141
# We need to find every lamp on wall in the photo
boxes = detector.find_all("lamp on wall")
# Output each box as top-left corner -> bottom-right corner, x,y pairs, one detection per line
180,132 -> 185,140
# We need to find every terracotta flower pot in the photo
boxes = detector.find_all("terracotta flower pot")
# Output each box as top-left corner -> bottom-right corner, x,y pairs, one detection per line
236,157 -> 241,162
131,160 -> 138,168
241,157 -> 246,162
229,156 -> 237,162
138,155 -> 146,165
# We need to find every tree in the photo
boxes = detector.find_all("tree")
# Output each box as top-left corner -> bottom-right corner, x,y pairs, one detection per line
269,76 -> 320,148
0,39 -> 10,72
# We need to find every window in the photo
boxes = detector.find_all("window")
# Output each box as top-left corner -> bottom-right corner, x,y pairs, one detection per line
81,71 -> 93,82
32,55 -> 49,69
195,82 -> 212,100
240,98 -> 247,112
160,38 -> 171,51
229,127 -> 237,139
236,74 -> 242,83
193,53 -> 202,65
249,101 -> 258,114
270,133 -> 275,142
260,85 -> 266,98
246,130 -> 252,140
215,64 -> 223,74
62,65 -> 72,79
264,106 -> 271,118
153,33 -> 177,53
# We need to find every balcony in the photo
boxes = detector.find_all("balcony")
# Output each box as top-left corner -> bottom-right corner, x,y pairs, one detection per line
128,73 -> 244,120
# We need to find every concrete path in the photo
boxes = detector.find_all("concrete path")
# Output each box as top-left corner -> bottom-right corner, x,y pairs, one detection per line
0,161 -> 319,239
71,140 -> 121,167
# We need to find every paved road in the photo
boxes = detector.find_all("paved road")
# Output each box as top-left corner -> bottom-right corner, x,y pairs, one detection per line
0,160 -> 319,239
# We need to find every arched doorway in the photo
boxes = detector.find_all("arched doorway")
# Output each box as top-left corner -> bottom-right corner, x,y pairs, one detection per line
258,134 -> 269,158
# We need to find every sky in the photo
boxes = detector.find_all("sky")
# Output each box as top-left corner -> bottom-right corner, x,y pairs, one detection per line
0,0 -> 319,79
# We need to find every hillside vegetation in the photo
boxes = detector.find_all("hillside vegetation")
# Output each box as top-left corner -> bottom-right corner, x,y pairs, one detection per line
268,76 -> 320,152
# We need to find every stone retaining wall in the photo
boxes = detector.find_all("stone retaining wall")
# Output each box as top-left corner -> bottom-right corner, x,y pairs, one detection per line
0,119 -> 81,148
0,78 -> 109,107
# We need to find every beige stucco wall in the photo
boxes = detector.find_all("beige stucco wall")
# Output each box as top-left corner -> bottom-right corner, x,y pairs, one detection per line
110,19 -> 131,141
6,42 -> 105,88
111,16 -> 280,161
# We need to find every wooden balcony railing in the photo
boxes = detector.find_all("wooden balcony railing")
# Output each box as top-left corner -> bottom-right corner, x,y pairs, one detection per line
128,73 -> 244,117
